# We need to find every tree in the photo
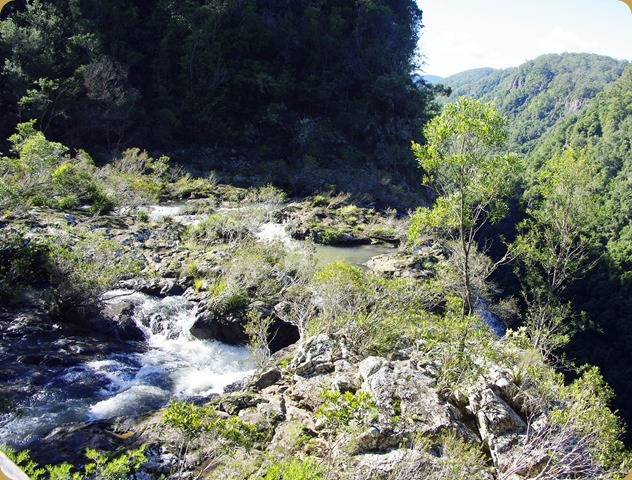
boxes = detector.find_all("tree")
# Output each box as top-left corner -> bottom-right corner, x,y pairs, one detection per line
499,366 -> 629,479
514,147 -> 600,358
410,97 -> 519,317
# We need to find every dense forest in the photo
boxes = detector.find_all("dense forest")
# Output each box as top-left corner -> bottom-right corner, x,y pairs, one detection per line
440,54 -> 632,441
440,53 -> 628,152
1,0 -> 632,477
0,0 -> 443,201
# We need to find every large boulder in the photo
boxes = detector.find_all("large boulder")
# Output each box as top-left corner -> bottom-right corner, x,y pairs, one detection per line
190,301 -> 299,350
190,310 -> 247,345
366,253 -> 432,279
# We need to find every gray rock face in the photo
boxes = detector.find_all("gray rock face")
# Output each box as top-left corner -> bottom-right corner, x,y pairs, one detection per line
471,388 -> 527,471
366,253 -> 432,279
290,334 -> 343,376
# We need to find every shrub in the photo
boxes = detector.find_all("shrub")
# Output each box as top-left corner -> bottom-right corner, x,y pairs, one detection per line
316,226 -> 344,245
0,122 -> 117,214
244,310 -> 274,368
262,456 -> 323,480
163,401 -> 269,477
45,231 -> 142,319
310,260 -> 368,326
0,444 -> 147,480
247,183 -> 287,205
0,228 -> 46,298
392,432 -> 489,480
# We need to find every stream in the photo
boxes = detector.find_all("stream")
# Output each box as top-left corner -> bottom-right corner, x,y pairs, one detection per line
0,200 -> 503,451
0,292 -> 253,449
0,201 -> 394,451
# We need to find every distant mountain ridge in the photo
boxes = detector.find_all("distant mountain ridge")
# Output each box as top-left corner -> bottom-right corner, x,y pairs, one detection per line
439,53 -> 629,152
421,74 -> 443,84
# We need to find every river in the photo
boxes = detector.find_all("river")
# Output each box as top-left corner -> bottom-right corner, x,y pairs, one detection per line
0,201 -> 396,450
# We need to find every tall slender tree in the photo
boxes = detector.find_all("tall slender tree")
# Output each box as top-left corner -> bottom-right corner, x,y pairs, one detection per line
514,147 -> 599,358
410,97 -> 519,317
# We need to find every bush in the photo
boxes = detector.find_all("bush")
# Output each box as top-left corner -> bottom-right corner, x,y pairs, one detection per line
45,231 -> 142,319
0,228 -> 46,298
0,444 -> 147,480
262,456 -> 323,480
310,260 -> 368,326
163,401 -> 270,476
0,122 -> 116,214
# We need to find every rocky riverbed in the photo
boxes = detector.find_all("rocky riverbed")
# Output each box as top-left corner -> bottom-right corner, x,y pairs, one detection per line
1,191 -> 623,479
0,194 -> 413,461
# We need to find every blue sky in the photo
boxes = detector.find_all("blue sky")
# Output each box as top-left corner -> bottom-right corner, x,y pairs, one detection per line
417,0 -> 632,77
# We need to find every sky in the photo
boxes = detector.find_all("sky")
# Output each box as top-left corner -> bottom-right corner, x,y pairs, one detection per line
417,0 -> 632,78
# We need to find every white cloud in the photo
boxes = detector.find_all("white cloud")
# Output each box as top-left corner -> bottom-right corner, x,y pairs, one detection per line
540,27 -> 600,52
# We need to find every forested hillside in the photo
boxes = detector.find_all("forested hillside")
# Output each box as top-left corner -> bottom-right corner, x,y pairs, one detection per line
440,53 -> 629,152
0,0 -> 439,190
443,56 -> 632,441
533,65 -> 632,433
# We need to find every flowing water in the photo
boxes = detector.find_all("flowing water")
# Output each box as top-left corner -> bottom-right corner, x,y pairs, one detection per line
0,291 -> 253,449
0,202 -> 456,450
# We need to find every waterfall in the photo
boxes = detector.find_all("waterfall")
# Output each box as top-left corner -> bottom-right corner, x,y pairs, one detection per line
0,291 -> 253,448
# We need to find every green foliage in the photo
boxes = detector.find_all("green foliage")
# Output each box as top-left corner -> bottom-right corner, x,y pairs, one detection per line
45,231 -> 142,319
441,53 -> 628,153
0,444 -> 147,480
436,434 -> 492,480
315,226 -> 344,245
108,148 -> 171,203
311,260 -> 368,326
0,227 -> 46,298
393,432 -> 490,480
411,97 -> 519,316
0,0 -> 438,177
513,148 -> 600,358
0,445 -> 46,478
163,401 -> 268,453
245,310 -> 274,368
262,456 -> 323,480
0,121 -> 114,214
315,388 -> 377,464
185,208 -> 261,247
83,446 -> 147,480
417,311 -> 498,393
552,366 -> 629,470
316,389 -> 377,431
246,184 -> 287,206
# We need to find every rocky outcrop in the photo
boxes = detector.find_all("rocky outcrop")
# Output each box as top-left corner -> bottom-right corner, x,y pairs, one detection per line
366,253 -> 431,279
26,333 -> 561,479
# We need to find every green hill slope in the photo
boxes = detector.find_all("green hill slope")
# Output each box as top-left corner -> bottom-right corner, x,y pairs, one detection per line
440,53 -> 629,152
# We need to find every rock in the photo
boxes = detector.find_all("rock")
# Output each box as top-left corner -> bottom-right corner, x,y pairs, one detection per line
159,279 -> 184,296
134,229 -> 151,242
469,388 -> 527,472
361,358 -> 467,440
250,368 -> 282,391
113,311 -> 146,342
216,393 -> 266,415
290,334 -> 341,376
366,253 -> 431,279
268,318 -> 300,353
29,420 -> 131,466
238,395 -> 286,426
358,356 -> 389,381
190,310 -> 247,345
18,353 -> 79,367
354,449 -> 417,478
